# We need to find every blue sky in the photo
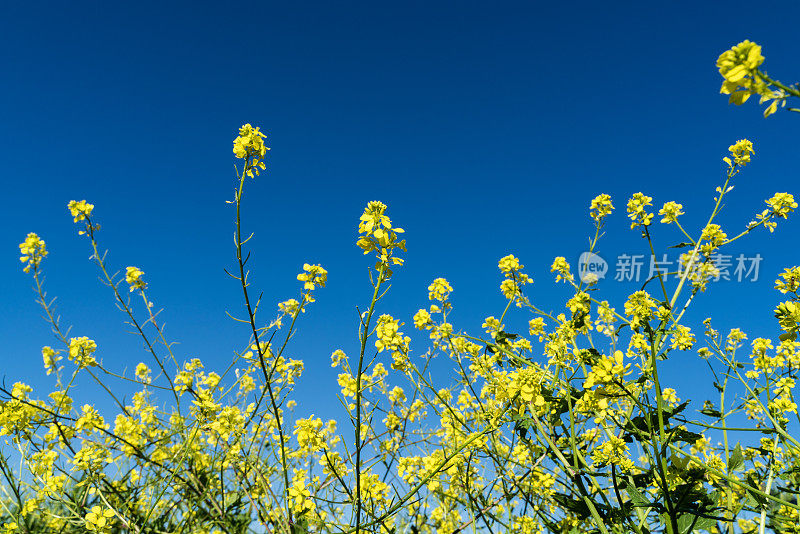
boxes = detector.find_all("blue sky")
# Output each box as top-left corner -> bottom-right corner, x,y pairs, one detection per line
2,1 -> 798,424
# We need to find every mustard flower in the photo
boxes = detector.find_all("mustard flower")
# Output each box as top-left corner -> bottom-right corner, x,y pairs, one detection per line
589,193 -> 614,222
297,263 -> 327,291
427,277 -> 453,301
584,350 -> 630,389
67,200 -> 94,222
68,337 -> 98,368
357,201 -> 405,271
75,404 -> 107,435
84,505 -> 115,532
528,317 -> 546,338
775,266 -> 800,294
498,254 -> 522,274
699,223 -> 727,252
550,256 -> 573,283
498,254 -> 530,306
279,298 -> 302,315
233,123 -> 269,177
766,192 -> 797,219
374,314 -> 411,371
42,346 -> 61,375
670,325 -> 695,351
717,40 -> 767,105
775,301 -> 800,335
658,201 -> 684,224
19,232 -> 48,273
623,290 -> 657,329
134,362 -> 151,383
626,193 -> 653,229
288,473 -> 316,516
724,139 -> 754,167
413,308 -> 432,329
330,349 -> 347,368
125,266 -> 146,292
718,40 -> 763,81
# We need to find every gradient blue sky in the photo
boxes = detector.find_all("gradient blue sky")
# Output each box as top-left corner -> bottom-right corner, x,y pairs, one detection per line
2,2 -> 798,423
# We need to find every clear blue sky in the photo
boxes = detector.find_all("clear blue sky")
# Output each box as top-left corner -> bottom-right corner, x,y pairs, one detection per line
2,1 -> 798,423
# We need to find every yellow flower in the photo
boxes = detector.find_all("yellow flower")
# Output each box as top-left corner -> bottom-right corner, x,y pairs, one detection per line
84,505 -> 115,532
134,363 -> 151,383
357,201 -> 406,273
718,40 -> 763,83
125,266 -> 146,292
658,201 -> 684,224
624,290 -> 657,329
374,314 -> 411,371
42,346 -> 61,375
725,139 -> 754,167
19,233 -> 47,273
550,257 -> 573,283
296,263 -> 328,291
717,40 -> 766,105
67,200 -> 94,222
498,254 -> 522,274
233,123 -> 269,177
279,298 -> 302,314
413,309 -> 432,329
766,192 -> 797,219
775,266 -> 800,294
68,337 -> 98,368
427,278 -> 453,301
626,193 -> 653,229
670,325 -> 695,351
589,194 -> 614,222
584,350 -> 630,389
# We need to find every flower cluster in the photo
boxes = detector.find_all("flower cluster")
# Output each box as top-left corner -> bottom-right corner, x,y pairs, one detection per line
375,314 -> 411,371
125,266 -> 146,292
356,201 -> 406,275
589,193 -> 614,222
497,254 -> 531,305
67,200 -> 94,223
658,201 -> 684,224
717,40 -> 788,117
626,192 -> 653,229
84,506 -> 115,532
724,139 -> 754,168
775,267 -> 800,295
68,337 -> 98,368
550,257 -> 573,284
297,263 -> 328,291
19,233 -> 47,273
233,123 -> 269,177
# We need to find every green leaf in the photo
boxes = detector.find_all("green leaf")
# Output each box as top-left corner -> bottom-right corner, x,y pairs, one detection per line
728,443 -> 744,472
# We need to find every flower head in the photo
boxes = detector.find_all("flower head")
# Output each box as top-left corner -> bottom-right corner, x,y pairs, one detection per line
68,200 -> 94,223
626,193 -> 653,229
84,505 -> 115,532
725,139 -> 754,168
658,201 -> 684,224
589,194 -> 614,222
19,233 -> 47,273
233,124 -> 269,177
126,266 -> 146,292
297,263 -> 328,291
357,201 -> 406,275
68,337 -> 98,369
717,40 -> 765,102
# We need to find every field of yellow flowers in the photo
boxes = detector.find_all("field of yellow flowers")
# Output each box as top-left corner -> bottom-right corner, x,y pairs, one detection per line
3,41 -> 800,534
